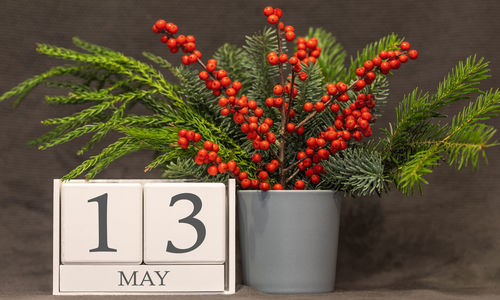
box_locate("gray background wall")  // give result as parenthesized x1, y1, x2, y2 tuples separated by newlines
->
(1, 0, 500, 296)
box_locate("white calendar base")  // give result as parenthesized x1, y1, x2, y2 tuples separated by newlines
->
(60, 264, 224, 292)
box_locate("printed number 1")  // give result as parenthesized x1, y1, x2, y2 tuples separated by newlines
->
(88, 193, 117, 253)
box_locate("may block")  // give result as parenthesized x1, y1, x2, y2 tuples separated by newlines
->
(143, 182, 226, 264)
(60, 182, 142, 264)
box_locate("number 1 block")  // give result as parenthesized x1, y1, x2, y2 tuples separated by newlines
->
(143, 183, 226, 264)
(60, 183, 142, 264)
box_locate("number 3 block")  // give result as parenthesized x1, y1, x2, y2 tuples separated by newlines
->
(143, 183, 226, 264)
(60, 183, 143, 264)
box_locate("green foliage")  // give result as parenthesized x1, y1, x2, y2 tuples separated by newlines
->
(344, 33, 403, 83)
(1, 26, 498, 197)
(380, 56, 498, 195)
(322, 147, 389, 196)
(306, 27, 346, 82)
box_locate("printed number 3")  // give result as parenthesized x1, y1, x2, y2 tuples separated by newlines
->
(166, 193, 206, 253)
(88, 192, 206, 254)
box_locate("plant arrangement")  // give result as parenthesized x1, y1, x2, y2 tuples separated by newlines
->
(1, 6, 498, 195)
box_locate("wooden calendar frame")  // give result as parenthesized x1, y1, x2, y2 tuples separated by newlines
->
(53, 179, 236, 295)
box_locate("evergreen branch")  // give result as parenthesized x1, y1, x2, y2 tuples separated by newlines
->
(72, 37, 125, 58)
(323, 147, 389, 196)
(396, 148, 442, 195)
(37, 123, 106, 150)
(162, 157, 229, 182)
(142, 51, 178, 75)
(213, 44, 249, 90)
(61, 137, 141, 180)
(0, 65, 92, 106)
(306, 27, 346, 82)
(41, 102, 112, 125)
(344, 33, 403, 82)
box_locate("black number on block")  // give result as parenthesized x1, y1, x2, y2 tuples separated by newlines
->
(166, 193, 206, 253)
(88, 193, 117, 252)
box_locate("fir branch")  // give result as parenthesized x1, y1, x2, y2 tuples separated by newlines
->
(323, 147, 389, 196)
(38, 123, 106, 150)
(213, 44, 250, 91)
(344, 33, 403, 82)
(142, 51, 178, 75)
(306, 27, 346, 82)
(162, 157, 229, 182)
(243, 27, 281, 104)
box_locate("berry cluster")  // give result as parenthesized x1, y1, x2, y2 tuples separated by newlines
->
(154, 6, 419, 190)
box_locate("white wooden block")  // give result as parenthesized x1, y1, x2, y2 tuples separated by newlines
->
(144, 183, 226, 264)
(59, 264, 225, 292)
(61, 182, 142, 264)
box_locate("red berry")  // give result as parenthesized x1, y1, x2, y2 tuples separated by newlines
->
(408, 50, 418, 59)
(372, 56, 382, 66)
(260, 140, 270, 150)
(306, 38, 318, 49)
(400, 41, 411, 51)
(296, 126, 305, 135)
(155, 19, 166, 30)
(167, 23, 178, 34)
(263, 6, 274, 16)
(218, 97, 228, 107)
(274, 8, 283, 18)
(273, 85, 283, 95)
(194, 133, 202, 142)
(380, 61, 391, 74)
(254, 107, 264, 117)
(299, 72, 308, 81)
(365, 71, 376, 81)
(226, 88, 237, 96)
(176, 35, 186, 44)
(285, 31, 296, 41)
(273, 183, 284, 190)
(355, 79, 366, 90)
(399, 54, 409, 63)
(265, 97, 274, 107)
(330, 103, 340, 113)
(287, 123, 296, 132)
(294, 180, 305, 190)
(259, 182, 270, 191)
(326, 83, 337, 95)
(181, 55, 190, 65)
(218, 163, 228, 173)
(198, 71, 209, 81)
(251, 179, 260, 188)
(239, 172, 249, 180)
(288, 56, 299, 65)
(314, 102, 325, 111)
(304, 102, 313, 112)
(252, 153, 262, 163)
(266, 163, 277, 173)
(364, 60, 374, 70)
(206, 62, 216, 73)
(186, 35, 196, 43)
(208, 165, 218, 175)
(279, 53, 289, 63)
(268, 14, 279, 24)
(311, 174, 321, 184)
(241, 178, 251, 189)
(355, 67, 366, 77)
(336, 82, 347, 93)
(338, 93, 349, 102)
(379, 51, 388, 59)
(307, 137, 317, 148)
(389, 59, 400, 69)
(177, 137, 188, 149)
(152, 25, 159, 33)
(258, 171, 269, 181)
(268, 54, 279, 65)
(232, 81, 242, 91)
(203, 140, 213, 151)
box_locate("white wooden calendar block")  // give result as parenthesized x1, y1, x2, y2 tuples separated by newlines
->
(60, 182, 142, 264)
(143, 183, 226, 264)
(59, 265, 224, 292)
(54, 179, 236, 295)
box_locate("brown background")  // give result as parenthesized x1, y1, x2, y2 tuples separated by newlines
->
(1, 0, 500, 298)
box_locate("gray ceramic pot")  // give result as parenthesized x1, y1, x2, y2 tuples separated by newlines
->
(238, 190, 341, 294)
